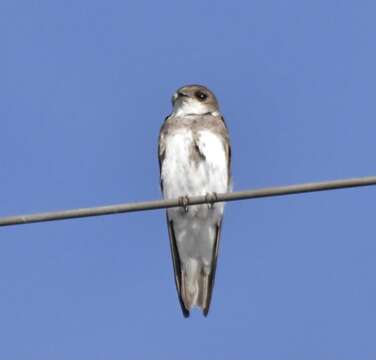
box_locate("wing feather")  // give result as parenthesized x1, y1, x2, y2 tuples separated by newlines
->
(203, 220, 222, 316)
(166, 216, 190, 317)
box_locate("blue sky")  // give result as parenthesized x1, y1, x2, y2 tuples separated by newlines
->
(1, 0, 376, 358)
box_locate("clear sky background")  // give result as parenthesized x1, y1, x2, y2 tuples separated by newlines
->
(1, 0, 376, 359)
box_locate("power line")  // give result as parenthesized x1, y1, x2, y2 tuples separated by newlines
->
(1, 175, 376, 227)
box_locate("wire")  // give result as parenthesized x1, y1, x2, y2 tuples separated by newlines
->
(1, 175, 376, 227)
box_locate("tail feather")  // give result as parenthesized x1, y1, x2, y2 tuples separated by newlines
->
(167, 218, 222, 317)
(180, 265, 213, 315)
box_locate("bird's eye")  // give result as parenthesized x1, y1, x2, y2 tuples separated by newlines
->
(195, 91, 208, 101)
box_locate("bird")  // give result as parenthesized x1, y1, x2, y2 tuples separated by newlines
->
(158, 84, 231, 317)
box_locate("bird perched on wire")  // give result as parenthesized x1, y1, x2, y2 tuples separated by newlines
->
(158, 84, 231, 317)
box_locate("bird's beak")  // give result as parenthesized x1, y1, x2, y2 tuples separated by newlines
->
(177, 91, 189, 98)
(172, 91, 189, 105)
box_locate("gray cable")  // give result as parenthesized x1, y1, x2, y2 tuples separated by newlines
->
(1, 176, 376, 227)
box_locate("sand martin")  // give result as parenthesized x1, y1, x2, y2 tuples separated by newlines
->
(158, 84, 231, 317)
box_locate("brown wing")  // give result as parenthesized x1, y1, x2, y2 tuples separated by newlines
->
(220, 116, 232, 188)
(159, 115, 190, 317)
(166, 217, 190, 317)
(203, 220, 223, 316)
(201, 116, 230, 315)
(158, 116, 170, 191)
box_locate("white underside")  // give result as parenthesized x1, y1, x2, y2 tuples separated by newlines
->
(161, 128, 229, 306)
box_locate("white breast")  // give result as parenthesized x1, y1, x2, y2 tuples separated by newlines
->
(161, 128, 229, 202)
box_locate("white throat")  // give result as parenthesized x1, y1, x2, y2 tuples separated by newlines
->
(173, 99, 218, 117)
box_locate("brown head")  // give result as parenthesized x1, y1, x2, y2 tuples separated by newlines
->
(171, 84, 220, 116)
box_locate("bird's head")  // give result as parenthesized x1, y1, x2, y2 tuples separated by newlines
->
(171, 84, 220, 116)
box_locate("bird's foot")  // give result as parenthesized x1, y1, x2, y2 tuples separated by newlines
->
(178, 195, 190, 213)
(205, 192, 218, 209)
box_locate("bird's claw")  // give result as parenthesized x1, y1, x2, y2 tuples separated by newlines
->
(178, 196, 190, 213)
(205, 192, 218, 209)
